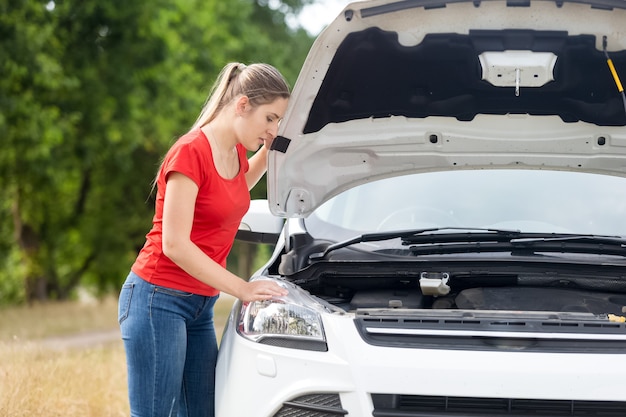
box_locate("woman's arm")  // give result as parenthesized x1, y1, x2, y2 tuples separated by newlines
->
(245, 145, 269, 191)
(161, 172, 287, 301)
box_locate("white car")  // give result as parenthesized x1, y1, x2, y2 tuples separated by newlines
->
(216, 0, 626, 415)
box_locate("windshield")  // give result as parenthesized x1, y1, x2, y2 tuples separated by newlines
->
(306, 170, 626, 240)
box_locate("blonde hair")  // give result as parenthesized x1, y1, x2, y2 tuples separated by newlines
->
(191, 62, 290, 130)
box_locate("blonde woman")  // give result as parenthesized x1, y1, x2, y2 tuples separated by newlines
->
(118, 62, 290, 417)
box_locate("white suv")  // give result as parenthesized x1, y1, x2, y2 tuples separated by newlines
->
(216, 0, 626, 415)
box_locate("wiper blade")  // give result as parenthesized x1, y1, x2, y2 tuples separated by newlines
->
(308, 227, 520, 261)
(407, 233, 626, 257)
(309, 229, 626, 261)
(511, 235, 626, 255)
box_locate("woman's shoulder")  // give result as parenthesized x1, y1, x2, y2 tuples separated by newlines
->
(164, 128, 211, 163)
(161, 129, 211, 178)
(172, 128, 209, 149)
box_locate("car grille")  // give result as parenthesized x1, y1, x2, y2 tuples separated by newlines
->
(272, 393, 348, 417)
(371, 394, 626, 416)
(354, 311, 626, 353)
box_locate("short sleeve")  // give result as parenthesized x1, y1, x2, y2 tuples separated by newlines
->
(162, 133, 208, 187)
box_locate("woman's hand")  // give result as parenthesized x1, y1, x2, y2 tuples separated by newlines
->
(239, 280, 288, 302)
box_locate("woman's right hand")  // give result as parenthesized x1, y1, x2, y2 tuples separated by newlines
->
(239, 280, 288, 302)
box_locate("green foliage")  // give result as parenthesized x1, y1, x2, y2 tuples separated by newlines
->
(0, 0, 313, 303)
(0, 250, 26, 306)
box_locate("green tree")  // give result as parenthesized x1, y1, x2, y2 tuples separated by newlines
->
(0, 0, 313, 304)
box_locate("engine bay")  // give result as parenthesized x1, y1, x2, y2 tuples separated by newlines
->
(339, 286, 626, 316)
(310, 272, 626, 318)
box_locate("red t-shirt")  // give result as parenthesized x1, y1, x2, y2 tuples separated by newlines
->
(131, 128, 250, 296)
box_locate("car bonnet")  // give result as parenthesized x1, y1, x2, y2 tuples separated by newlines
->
(267, 0, 626, 218)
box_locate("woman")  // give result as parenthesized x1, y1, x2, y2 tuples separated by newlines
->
(118, 62, 290, 417)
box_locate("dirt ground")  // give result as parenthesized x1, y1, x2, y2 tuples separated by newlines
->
(35, 293, 236, 350)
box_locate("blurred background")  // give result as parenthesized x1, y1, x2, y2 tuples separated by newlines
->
(0, 0, 351, 306)
(0, 1, 351, 414)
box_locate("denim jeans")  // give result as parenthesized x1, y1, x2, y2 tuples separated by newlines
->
(118, 271, 219, 417)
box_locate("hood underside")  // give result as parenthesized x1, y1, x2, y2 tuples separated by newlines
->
(268, 0, 626, 217)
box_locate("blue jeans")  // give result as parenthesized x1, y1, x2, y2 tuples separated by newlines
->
(118, 272, 219, 417)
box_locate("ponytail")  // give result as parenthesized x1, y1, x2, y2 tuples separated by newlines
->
(191, 62, 290, 130)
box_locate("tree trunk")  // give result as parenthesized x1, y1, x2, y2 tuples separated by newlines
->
(12, 199, 48, 302)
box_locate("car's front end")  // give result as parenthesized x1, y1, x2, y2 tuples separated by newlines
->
(216, 0, 626, 415)
(218, 175, 626, 415)
(219, 275, 626, 416)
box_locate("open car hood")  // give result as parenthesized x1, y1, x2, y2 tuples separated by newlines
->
(268, 0, 626, 217)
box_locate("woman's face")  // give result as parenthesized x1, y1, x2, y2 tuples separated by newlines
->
(235, 97, 289, 151)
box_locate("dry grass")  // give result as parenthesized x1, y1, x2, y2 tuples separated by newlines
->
(0, 343, 129, 417)
(0, 293, 236, 417)
(0, 295, 121, 342)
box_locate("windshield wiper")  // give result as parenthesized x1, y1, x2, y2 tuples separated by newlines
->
(308, 227, 521, 261)
(406, 233, 626, 257)
(308, 228, 626, 261)
(514, 235, 626, 255)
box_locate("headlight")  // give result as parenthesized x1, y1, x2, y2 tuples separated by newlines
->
(237, 279, 328, 351)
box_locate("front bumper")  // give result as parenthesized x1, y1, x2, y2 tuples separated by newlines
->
(215, 307, 626, 416)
